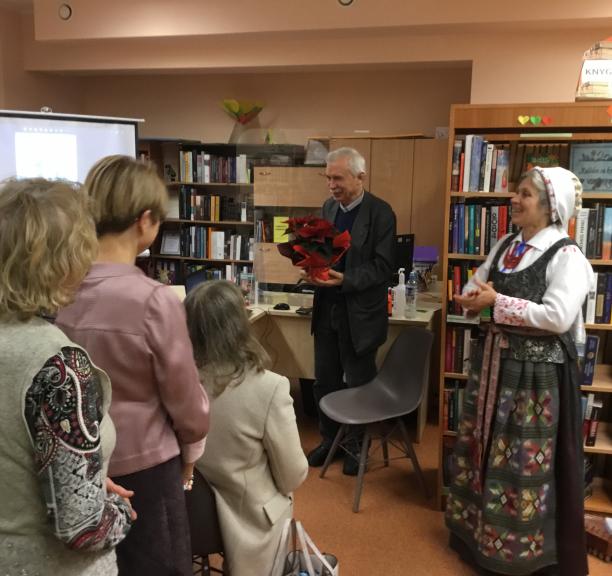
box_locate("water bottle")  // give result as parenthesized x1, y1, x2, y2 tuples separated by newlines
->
(405, 270, 418, 318)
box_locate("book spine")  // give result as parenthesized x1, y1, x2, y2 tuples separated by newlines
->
(474, 204, 481, 255)
(603, 206, 612, 260)
(467, 204, 475, 254)
(585, 272, 598, 325)
(582, 393, 595, 441)
(595, 272, 607, 324)
(478, 140, 488, 192)
(585, 402, 602, 447)
(586, 207, 598, 258)
(482, 143, 494, 192)
(604, 273, 612, 324)
(489, 206, 499, 249)
(581, 334, 599, 386)
(469, 136, 483, 192)
(595, 203, 604, 259)
(462, 135, 473, 192)
(575, 209, 590, 254)
(451, 140, 463, 192)
(459, 153, 465, 195)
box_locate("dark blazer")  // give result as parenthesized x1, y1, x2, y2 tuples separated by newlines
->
(311, 191, 397, 355)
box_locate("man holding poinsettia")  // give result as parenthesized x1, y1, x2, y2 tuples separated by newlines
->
(306, 147, 397, 476)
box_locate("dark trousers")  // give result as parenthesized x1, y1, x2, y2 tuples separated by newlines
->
(313, 295, 378, 443)
(112, 456, 192, 576)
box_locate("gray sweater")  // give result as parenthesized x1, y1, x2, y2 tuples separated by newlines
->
(0, 317, 122, 576)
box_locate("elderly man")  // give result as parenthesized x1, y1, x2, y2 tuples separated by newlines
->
(307, 147, 396, 475)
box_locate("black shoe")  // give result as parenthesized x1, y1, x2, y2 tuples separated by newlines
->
(307, 441, 338, 467)
(342, 452, 360, 476)
(342, 438, 370, 476)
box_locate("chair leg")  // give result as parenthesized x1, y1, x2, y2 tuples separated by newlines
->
(192, 555, 211, 576)
(320, 425, 346, 478)
(352, 429, 370, 513)
(397, 418, 430, 499)
(381, 423, 390, 467)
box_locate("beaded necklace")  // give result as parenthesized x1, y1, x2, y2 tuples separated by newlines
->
(501, 240, 532, 272)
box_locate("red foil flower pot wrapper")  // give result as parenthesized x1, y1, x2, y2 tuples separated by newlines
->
(277, 216, 351, 281)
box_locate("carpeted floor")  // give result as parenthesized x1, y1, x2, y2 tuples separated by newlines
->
(291, 386, 609, 576)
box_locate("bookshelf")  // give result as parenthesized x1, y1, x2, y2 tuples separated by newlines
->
(438, 102, 612, 515)
(139, 139, 304, 285)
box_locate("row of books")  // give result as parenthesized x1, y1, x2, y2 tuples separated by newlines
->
(153, 260, 253, 287)
(451, 137, 509, 193)
(583, 272, 612, 325)
(178, 151, 250, 184)
(185, 263, 254, 286)
(442, 381, 465, 433)
(444, 326, 472, 374)
(177, 186, 247, 222)
(448, 203, 518, 255)
(451, 137, 571, 193)
(568, 205, 612, 260)
(168, 227, 254, 261)
(447, 262, 493, 317)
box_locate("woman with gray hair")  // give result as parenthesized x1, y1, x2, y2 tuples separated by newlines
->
(185, 280, 308, 576)
(446, 167, 593, 576)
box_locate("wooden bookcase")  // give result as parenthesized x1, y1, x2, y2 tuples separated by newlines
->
(139, 140, 304, 285)
(438, 102, 612, 514)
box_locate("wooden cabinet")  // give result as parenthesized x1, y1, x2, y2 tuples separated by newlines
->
(370, 138, 414, 233)
(253, 242, 301, 285)
(254, 166, 327, 207)
(253, 167, 329, 285)
(437, 101, 612, 514)
(411, 139, 448, 252)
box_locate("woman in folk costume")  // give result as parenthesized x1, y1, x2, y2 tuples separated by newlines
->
(446, 167, 593, 576)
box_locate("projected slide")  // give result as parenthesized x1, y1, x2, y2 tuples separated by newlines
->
(0, 113, 137, 182)
(15, 132, 78, 181)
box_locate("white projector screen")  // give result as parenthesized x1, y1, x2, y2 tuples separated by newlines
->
(0, 111, 139, 183)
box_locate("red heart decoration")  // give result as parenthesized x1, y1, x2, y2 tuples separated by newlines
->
(607, 105, 612, 118)
(541, 115, 552, 126)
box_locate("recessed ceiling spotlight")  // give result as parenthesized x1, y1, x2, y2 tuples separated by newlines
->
(58, 3, 72, 21)
(338, 0, 354, 5)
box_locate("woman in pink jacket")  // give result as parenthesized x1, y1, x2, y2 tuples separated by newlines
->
(57, 155, 210, 576)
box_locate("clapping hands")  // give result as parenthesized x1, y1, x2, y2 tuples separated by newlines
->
(454, 278, 497, 315)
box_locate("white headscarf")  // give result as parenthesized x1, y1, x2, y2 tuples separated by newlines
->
(532, 166, 582, 232)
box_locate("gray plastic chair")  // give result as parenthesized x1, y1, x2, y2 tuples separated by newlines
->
(185, 469, 225, 575)
(319, 326, 433, 512)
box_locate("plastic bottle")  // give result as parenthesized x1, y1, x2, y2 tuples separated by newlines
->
(405, 269, 418, 318)
(392, 268, 406, 318)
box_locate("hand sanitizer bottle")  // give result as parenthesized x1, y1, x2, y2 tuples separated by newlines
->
(392, 268, 406, 318)
(406, 269, 418, 318)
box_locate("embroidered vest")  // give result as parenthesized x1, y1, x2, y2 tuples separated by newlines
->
(489, 234, 577, 363)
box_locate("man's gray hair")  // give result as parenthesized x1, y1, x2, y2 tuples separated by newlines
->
(326, 147, 367, 176)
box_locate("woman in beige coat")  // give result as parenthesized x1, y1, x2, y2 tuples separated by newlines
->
(185, 280, 308, 576)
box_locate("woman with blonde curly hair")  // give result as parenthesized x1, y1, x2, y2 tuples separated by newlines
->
(56, 155, 209, 576)
(185, 280, 308, 576)
(0, 178, 134, 576)
(446, 167, 593, 576)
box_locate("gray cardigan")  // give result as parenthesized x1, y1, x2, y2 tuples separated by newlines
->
(0, 317, 119, 576)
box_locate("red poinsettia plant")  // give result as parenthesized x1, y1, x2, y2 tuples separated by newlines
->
(277, 216, 351, 281)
